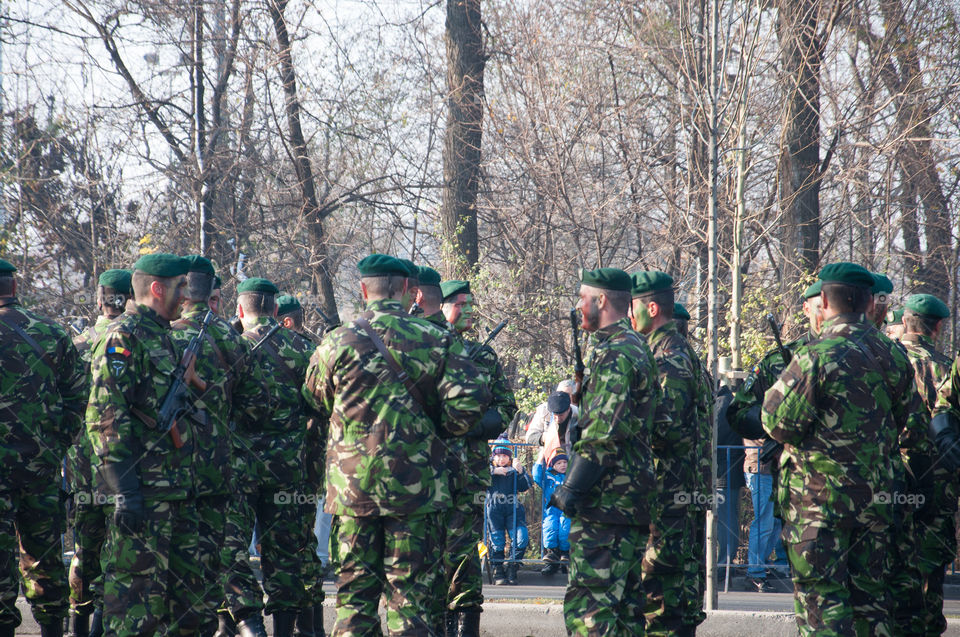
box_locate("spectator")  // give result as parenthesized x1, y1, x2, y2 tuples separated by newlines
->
(525, 381, 579, 447)
(714, 385, 745, 575)
(743, 431, 788, 592)
(486, 439, 531, 585)
(532, 451, 571, 575)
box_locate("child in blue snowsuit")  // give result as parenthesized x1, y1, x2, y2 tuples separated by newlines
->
(486, 439, 530, 585)
(532, 452, 571, 575)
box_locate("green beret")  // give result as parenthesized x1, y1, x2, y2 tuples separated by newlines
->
(673, 302, 691, 321)
(904, 294, 949, 320)
(630, 270, 674, 297)
(440, 280, 471, 301)
(886, 308, 904, 326)
(0, 258, 16, 275)
(183, 254, 216, 276)
(213, 275, 222, 289)
(357, 254, 409, 278)
(398, 258, 418, 279)
(276, 294, 302, 316)
(417, 266, 442, 287)
(580, 267, 632, 292)
(871, 272, 893, 295)
(818, 262, 874, 289)
(133, 253, 189, 277)
(237, 277, 278, 295)
(98, 269, 132, 294)
(803, 280, 822, 299)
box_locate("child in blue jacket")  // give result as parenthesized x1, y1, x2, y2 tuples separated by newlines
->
(533, 451, 571, 575)
(486, 438, 530, 585)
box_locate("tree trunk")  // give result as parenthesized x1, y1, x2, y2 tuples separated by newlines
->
(268, 0, 340, 322)
(776, 0, 824, 293)
(441, 0, 485, 277)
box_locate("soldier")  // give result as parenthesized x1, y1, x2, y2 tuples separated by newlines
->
(208, 275, 223, 316)
(869, 272, 893, 328)
(762, 262, 924, 636)
(168, 256, 268, 637)
(549, 268, 661, 636)
(894, 294, 952, 635)
(85, 253, 206, 637)
(0, 258, 86, 637)
(672, 302, 691, 338)
(223, 277, 312, 637)
(301, 254, 491, 636)
(440, 277, 518, 631)
(630, 271, 708, 636)
(884, 308, 904, 341)
(67, 268, 132, 637)
(275, 292, 327, 637)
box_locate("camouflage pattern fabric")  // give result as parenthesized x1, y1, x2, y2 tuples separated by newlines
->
(898, 333, 955, 636)
(642, 321, 706, 633)
(67, 315, 113, 494)
(0, 296, 85, 628)
(68, 502, 109, 612)
(564, 318, 661, 635)
(331, 513, 441, 637)
(222, 486, 305, 616)
(762, 313, 924, 636)
(101, 499, 203, 637)
(301, 298, 490, 518)
(563, 520, 648, 636)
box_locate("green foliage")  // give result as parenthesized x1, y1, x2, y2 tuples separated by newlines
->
(512, 353, 568, 415)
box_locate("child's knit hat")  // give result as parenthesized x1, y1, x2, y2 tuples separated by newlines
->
(491, 437, 512, 458)
(550, 453, 568, 469)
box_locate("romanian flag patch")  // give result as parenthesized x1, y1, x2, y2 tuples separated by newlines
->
(107, 346, 132, 357)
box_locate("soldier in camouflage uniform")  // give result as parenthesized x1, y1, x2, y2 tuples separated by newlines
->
(68, 268, 132, 637)
(762, 263, 925, 637)
(85, 253, 206, 637)
(0, 258, 86, 637)
(276, 293, 327, 637)
(869, 272, 893, 329)
(894, 294, 953, 636)
(223, 277, 312, 637)
(932, 344, 960, 634)
(301, 254, 491, 637)
(550, 268, 662, 636)
(630, 271, 708, 636)
(439, 276, 518, 635)
(168, 257, 271, 637)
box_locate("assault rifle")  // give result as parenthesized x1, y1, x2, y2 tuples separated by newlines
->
(759, 313, 789, 465)
(157, 310, 214, 449)
(468, 320, 508, 360)
(570, 309, 585, 405)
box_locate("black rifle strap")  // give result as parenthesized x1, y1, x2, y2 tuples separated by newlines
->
(355, 316, 430, 413)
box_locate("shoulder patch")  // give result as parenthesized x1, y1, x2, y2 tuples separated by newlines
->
(107, 346, 132, 357)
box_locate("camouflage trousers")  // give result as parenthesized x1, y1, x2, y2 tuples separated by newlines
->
(909, 510, 956, 637)
(437, 487, 484, 615)
(223, 485, 305, 619)
(642, 513, 702, 635)
(68, 501, 109, 612)
(0, 472, 68, 628)
(300, 496, 325, 607)
(185, 495, 230, 633)
(101, 498, 203, 637)
(889, 514, 924, 637)
(332, 512, 442, 636)
(563, 520, 648, 637)
(787, 521, 892, 637)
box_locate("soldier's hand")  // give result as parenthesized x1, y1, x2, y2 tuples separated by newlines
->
(113, 491, 145, 535)
(549, 485, 578, 517)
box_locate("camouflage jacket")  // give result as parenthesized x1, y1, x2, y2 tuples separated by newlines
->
(86, 303, 195, 501)
(572, 318, 661, 526)
(73, 315, 113, 367)
(934, 354, 960, 422)
(301, 299, 490, 517)
(689, 346, 715, 506)
(171, 302, 271, 496)
(728, 336, 808, 473)
(236, 316, 313, 490)
(648, 321, 707, 515)
(762, 313, 924, 535)
(0, 297, 86, 478)
(901, 333, 955, 513)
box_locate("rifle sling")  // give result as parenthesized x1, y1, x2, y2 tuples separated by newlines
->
(355, 316, 431, 416)
(0, 308, 55, 370)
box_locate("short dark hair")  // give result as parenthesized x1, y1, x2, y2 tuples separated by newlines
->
(903, 311, 941, 337)
(0, 275, 13, 296)
(821, 282, 871, 314)
(238, 292, 276, 316)
(279, 308, 304, 330)
(419, 285, 442, 306)
(605, 289, 632, 314)
(636, 289, 675, 318)
(363, 275, 406, 299)
(184, 272, 215, 302)
(676, 319, 689, 338)
(131, 271, 180, 303)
